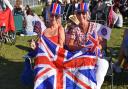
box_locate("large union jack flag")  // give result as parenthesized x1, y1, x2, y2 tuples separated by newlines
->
(29, 35, 97, 89)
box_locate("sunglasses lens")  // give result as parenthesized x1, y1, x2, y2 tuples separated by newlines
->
(50, 14, 54, 17)
(77, 12, 85, 15)
(77, 12, 81, 15)
(50, 14, 59, 19)
(55, 15, 60, 19)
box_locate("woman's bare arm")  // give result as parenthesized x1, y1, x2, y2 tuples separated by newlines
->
(59, 26, 65, 48)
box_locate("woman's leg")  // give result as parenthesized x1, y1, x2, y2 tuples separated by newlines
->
(96, 58, 109, 89)
(117, 44, 125, 66)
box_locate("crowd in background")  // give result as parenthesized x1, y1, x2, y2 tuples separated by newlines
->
(43, 0, 125, 28)
(10, 0, 127, 37)
(13, 0, 46, 36)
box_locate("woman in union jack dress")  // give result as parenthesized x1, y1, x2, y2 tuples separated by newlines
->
(22, 2, 65, 86)
(65, 2, 109, 89)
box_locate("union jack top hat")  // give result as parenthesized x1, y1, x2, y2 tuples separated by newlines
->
(50, 3, 61, 16)
(76, 2, 88, 13)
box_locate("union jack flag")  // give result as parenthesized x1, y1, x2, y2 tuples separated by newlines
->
(30, 35, 97, 89)
(84, 31, 101, 57)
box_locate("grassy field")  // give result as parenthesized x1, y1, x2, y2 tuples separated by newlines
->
(0, 27, 128, 89)
(0, 36, 33, 89)
(0, 6, 128, 89)
(32, 5, 43, 15)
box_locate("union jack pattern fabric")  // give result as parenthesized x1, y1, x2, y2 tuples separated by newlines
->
(84, 32, 101, 57)
(65, 22, 102, 57)
(30, 35, 97, 89)
(84, 22, 111, 57)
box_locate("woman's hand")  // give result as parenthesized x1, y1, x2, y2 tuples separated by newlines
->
(29, 39, 36, 50)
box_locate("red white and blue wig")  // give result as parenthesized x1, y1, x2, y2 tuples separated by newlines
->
(77, 2, 88, 13)
(50, 3, 61, 16)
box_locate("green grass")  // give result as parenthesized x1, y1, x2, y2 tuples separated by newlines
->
(32, 5, 43, 15)
(107, 28, 124, 47)
(0, 36, 34, 89)
(0, 36, 34, 61)
(32, 4, 46, 15)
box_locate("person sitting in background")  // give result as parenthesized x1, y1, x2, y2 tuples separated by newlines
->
(14, 0, 24, 15)
(114, 7, 123, 28)
(24, 9, 37, 36)
(23, 5, 30, 16)
(113, 29, 128, 72)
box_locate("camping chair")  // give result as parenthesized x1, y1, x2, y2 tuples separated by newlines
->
(14, 14, 23, 34)
(0, 26, 16, 45)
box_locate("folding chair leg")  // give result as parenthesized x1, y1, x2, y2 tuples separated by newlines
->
(109, 55, 114, 89)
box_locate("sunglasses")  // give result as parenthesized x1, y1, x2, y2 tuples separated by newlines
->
(50, 14, 60, 19)
(76, 12, 86, 15)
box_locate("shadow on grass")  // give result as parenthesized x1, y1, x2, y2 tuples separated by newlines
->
(107, 47, 120, 60)
(104, 45, 128, 88)
(105, 71, 128, 89)
(15, 45, 32, 52)
(103, 46, 128, 88)
(0, 56, 33, 89)
(107, 46, 120, 51)
(114, 72, 128, 85)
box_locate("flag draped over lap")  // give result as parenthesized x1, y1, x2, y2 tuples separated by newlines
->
(30, 35, 97, 89)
